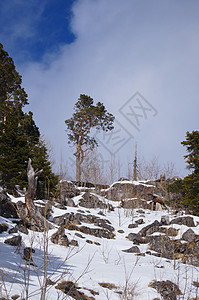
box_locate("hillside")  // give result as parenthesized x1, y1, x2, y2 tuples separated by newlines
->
(0, 180, 199, 300)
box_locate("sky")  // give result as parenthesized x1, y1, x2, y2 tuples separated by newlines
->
(0, 0, 199, 179)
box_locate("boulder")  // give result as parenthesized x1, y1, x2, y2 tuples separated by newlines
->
(122, 246, 140, 253)
(182, 229, 196, 242)
(51, 227, 69, 247)
(4, 235, 22, 247)
(161, 215, 170, 225)
(128, 223, 138, 229)
(138, 220, 160, 237)
(170, 216, 195, 227)
(0, 223, 9, 233)
(127, 233, 143, 244)
(57, 181, 80, 204)
(104, 181, 154, 202)
(0, 191, 18, 218)
(149, 280, 182, 300)
(79, 192, 107, 209)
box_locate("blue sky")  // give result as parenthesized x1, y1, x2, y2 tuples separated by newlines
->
(0, 0, 199, 180)
(0, 0, 75, 63)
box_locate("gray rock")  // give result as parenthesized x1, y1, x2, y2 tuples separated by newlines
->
(65, 199, 75, 207)
(128, 223, 138, 229)
(0, 223, 9, 233)
(0, 192, 18, 218)
(182, 228, 196, 242)
(170, 216, 195, 227)
(4, 235, 22, 247)
(161, 215, 170, 225)
(149, 280, 182, 300)
(138, 220, 160, 237)
(127, 233, 143, 244)
(51, 228, 69, 247)
(122, 246, 140, 253)
(69, 240, 78, 247)
(135, 218, 144, 225)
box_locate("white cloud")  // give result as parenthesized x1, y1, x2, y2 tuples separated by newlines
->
(21, 0, 199, 177)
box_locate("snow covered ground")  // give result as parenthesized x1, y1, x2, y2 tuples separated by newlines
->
(1, 191, 199, 299)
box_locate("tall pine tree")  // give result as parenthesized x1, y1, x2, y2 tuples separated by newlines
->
(0, 43, 57, 197)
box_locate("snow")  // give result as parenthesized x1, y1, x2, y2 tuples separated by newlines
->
(1, 194, 199, 299)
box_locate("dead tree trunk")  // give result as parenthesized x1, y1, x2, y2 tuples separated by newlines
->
(25, 159, 45, 231)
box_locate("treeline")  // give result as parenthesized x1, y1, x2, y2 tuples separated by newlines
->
(0, 43, 57, 198)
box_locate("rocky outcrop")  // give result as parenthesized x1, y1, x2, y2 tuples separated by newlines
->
(170, 216, 195, 227)
(0, 191, 18, 218)
(57, 181, 80, 204)
(51, 227, 69, 246)
(149, 280, 182, 300)
(104, 181, 154, 202)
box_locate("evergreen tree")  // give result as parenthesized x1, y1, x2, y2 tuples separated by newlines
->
(168, 131, 199, 214)
(0, 43, 28, 122)
(0, 43, 58, 197)
(180, 131, 199, 213)
(65, 94, 115, 181)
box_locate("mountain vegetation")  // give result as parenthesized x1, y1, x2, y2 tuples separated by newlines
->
(0, 43, 57, 197)
(168, 130, 199, 214)
(65, 94, 115, 181)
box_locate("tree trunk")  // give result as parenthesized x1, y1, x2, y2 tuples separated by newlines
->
(76, 152, 81, 182)
(25, 159, 45, 231)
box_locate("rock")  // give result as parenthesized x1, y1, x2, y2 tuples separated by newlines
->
(128, 223, 138, 229)
(118, 230, 124, 234)
(79, 192, 107, 209)
(170, 216, 195, 227)
(161, 215, 170, 225)
(158, 227, 179, 237)
(147, 236, 174, 259)
(0, 223, 9, 233)
(15, 201, 28, 219)
(122, 246, 140, 253)
(23, 247, 35, 264)
(57, 181, 80, 203)
(55, 280, 95, 300)
(0, 192, 18, 218)
(65, 199, 75, 207)
(135, 218, 144, 225)
(138, 220, 160, 237)
(136, 209, 145, 214)
(127, 233, 143, 244)
(105, 181, 154, 202)
(182, 229, 196, 242)
(75, 233, 85, 239)
(86, 239, 93, 244)
(51, 228, 69, 247)
(69, 240, 78, 247)
(4, 235, 22, 247)
(149, 280, 182, 300)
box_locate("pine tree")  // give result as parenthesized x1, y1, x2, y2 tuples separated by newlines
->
(180, 131, 199, 213)
(0, 43, 58, 197)
(65, 94, 115, 181)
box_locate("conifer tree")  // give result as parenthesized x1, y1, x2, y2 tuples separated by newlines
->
(0, 43, 58, 197)
(180, 131, 199, 213)
(65, 94, 115, 181)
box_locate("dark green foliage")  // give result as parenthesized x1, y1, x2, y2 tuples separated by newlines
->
(181, 131, 199, 213)
(0, 43, 57, 197)
(0, 43, 28, 120)
(168, 131, 199, 214)
(181, 130, 199, 173)
(31, 139, 58, 199)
